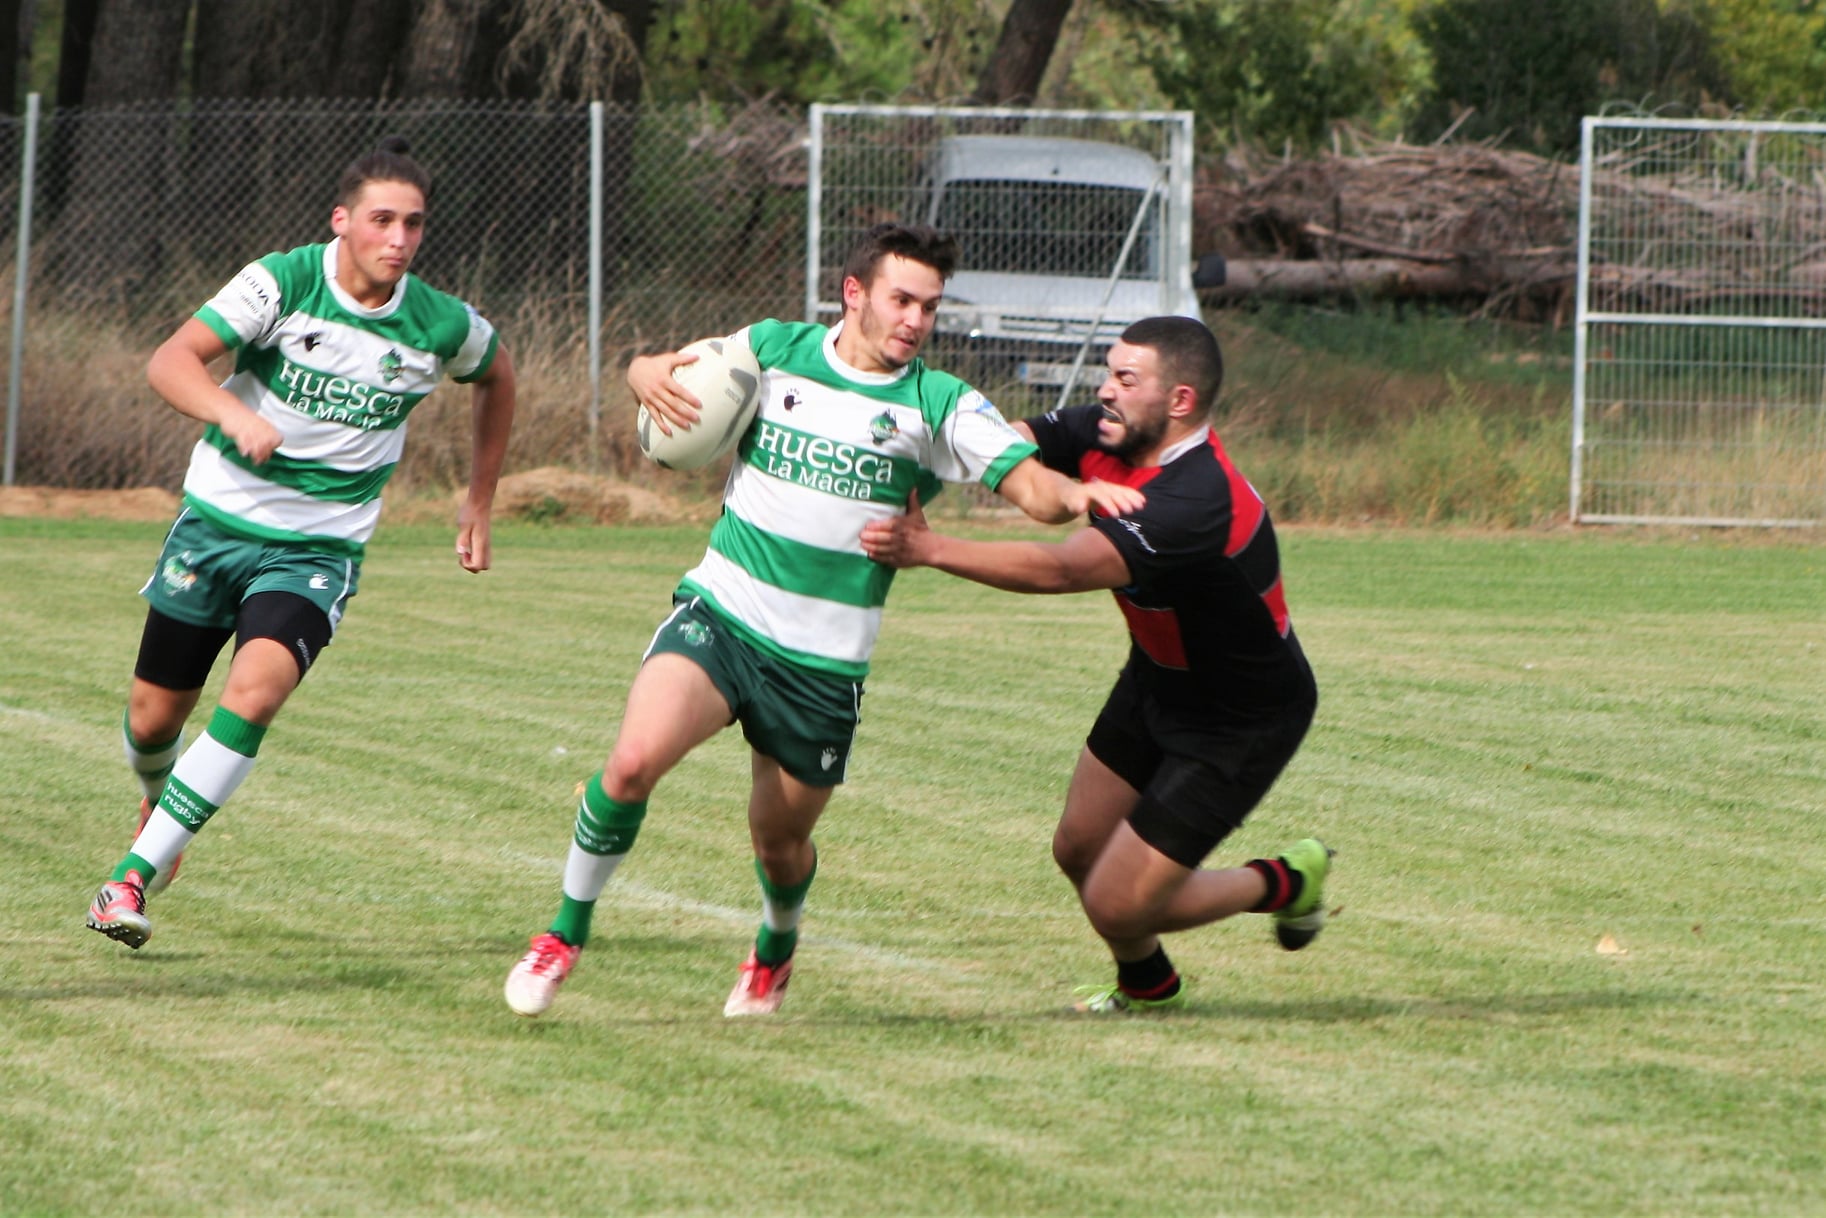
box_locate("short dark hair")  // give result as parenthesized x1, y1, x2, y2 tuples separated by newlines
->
(1120, 315, 1224, 411)
(843, 223, 959, 287)
(336, 135, 432, 210)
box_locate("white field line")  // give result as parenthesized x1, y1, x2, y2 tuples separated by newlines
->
(493, 847, 952, 972)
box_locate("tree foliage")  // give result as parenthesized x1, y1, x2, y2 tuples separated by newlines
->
(643, 0, 997, 105)
(1123, 0, 1421, 152)
(1700, 0, 1826, 114)
(1412, 0, 1729, 154)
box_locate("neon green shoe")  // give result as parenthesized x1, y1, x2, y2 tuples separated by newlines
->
(1273, 838, 1335, 951)
(1069, 983, 1187, 1014)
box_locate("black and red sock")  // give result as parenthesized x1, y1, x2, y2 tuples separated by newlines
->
(1247, 855, 1306, 913)
(1116, 945, 1181, 1001)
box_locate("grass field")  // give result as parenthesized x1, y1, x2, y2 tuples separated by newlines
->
(3, 517, 1822, 1216)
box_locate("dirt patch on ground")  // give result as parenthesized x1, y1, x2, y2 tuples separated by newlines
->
(484, 466, 711, 526)
(0, 469, 709, 527)
(0, 486, 180, 521)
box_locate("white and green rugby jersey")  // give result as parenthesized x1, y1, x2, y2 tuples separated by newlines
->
(676, 318, 1038, 681)
(184, 239, 499, 557)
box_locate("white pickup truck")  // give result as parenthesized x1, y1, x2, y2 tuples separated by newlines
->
(906, 134, 1204, 389)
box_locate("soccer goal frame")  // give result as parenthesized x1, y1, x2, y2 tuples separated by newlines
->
(1571, 116, 1826, 527)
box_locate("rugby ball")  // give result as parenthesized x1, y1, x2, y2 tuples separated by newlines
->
(637, 337, 762, 470)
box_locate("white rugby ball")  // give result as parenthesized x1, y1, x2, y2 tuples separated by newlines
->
(637, 337, 762, 470)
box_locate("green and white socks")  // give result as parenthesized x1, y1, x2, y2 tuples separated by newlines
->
(754, 850, 817, 966)
(119, 706, 266, 886)
(550, 773, 648, 948)
(122, 710, 182, 802)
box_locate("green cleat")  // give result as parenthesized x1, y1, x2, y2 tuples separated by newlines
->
(1069, 983, 1187, 1014)
(1273, 838, 1335, 951)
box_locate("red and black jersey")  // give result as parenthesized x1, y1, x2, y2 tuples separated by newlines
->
(1024, 405, 1317, 720)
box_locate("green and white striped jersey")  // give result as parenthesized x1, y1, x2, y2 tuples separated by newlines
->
(184, 239, 499, 557)
(677, 318, 1038, 680)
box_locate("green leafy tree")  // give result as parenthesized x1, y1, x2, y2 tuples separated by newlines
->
(1124, 0, 1421, 151)
(1701, 0, 1826, 113)
(644, 0, 997, 104)
(1413, 0, 1730, 154)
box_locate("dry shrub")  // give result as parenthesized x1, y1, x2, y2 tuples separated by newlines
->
(8, 296, 1572, 529)
(12, 311, 196, 489)
(7, 295, 700, 497)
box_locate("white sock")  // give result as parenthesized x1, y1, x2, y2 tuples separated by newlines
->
(562, 841, 626, 902)
(130, 808, 197, 876)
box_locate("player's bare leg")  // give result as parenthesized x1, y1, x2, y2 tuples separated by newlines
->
(94, 641, 298, 947)
(507, 654, 732, 1017)
(724, 756, 834, 1016)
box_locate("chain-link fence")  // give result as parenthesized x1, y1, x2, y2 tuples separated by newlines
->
(1, 97, 809, 487)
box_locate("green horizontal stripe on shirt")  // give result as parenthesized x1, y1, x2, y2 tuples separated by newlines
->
(674, 580, 870, 681)
(709, 509, 895, 608)
(203, 427, 397, 504)
(181, 494, 366, 559)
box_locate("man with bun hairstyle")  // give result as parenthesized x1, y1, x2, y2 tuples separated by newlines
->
(86, 137, 517, 950)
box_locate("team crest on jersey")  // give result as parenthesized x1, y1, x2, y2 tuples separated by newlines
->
(867, 410, 898, 444)
(379, 347, 404, 384)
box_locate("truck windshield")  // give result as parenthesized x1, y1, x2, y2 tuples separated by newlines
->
(934, 181, 1159, 279)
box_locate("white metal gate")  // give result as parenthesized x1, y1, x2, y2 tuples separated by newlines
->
(805, 104, 1196, 412)
(1572, 117, 1826, 526)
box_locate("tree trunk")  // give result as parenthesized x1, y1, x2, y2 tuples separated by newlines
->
(52, 0, 192, 312)
(55, 0, 100, 107)
(0, 0, 23, 114)
(1200, 256, 1576, 304)
(192, 0, 347, 99)
(44, 0, 100, 220)
(970, 0, 1073, 106)
(188, 1, 359, 277)
(398, 0, 503, 99)
(334, 0, 414, 98)
(83, 0, 189, 105)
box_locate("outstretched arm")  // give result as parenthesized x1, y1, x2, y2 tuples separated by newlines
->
(992, 457, 1146, 524)
(860, 489, 1132, 594)
(456, 344, 517, 573)
(993, 420, 1144, 523)
(147, 319, 282, 464)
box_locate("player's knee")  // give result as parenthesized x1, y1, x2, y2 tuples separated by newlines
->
(128, 686, 191, 744)
(1080, 888, 1150, 943)
(602, 743, 664, 801)
(1052, 824, 1097, 886)
(751, 831, 810, 877)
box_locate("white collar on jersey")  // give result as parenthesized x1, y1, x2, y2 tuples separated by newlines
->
(1155, 424, 1212, 466)
(822, 320, 913, 385)
(322, 237, 409, 318)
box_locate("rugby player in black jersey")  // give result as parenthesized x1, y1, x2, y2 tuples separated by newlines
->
(861, 315, 1331, 1013)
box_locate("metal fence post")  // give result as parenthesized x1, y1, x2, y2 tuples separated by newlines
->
(588, 100, 603, 454)
(5, 91, 40, 487)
